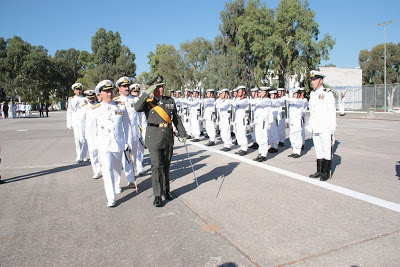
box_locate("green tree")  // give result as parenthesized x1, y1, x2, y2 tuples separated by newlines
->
(52, 48, 83, 105)
(180, 37, 212, 89)
(272, 0, 335, 92)
(147, 44, 185, 92)
(359, 42, 400, 110)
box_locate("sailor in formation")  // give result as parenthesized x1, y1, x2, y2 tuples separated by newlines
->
(67, 83, 88, 163)
(82, 90, 101, 178)
(114, 76, 140, 190)
(202, 89, 217, 146)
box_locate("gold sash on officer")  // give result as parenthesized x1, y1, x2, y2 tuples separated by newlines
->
(146, 98, 172, 124)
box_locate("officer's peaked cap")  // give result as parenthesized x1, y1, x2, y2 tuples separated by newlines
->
(147, 75, 164, 86)
(130, 83, 142, 91)
(95, 80, 114, 95)
(116, 77, 131, 87)
(84, 90, 96, 97)
(72, 83, 83, 90)
(310, 70, 325, 80)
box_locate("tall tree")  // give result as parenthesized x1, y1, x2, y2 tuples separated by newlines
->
(272, 0, 335, 92)
(147, 44, 185, 92)
(180, 37, 212, 89)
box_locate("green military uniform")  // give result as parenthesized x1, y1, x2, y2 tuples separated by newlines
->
(135, 77, 186, 206)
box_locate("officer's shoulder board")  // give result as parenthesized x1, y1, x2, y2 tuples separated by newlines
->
(91, 103, 101, 110)
(113, 96, 120, 100)
(323, 88, 332, 93)
(68, 96, 72, 99)
(82, 103, 88, 107)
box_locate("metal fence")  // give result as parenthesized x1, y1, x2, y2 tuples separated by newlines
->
(331, 83, 400, 111)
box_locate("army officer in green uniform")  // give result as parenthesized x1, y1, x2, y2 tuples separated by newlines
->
(135, 76, 187, 207)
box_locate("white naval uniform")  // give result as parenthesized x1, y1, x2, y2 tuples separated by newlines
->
(301, 98, 309, 146)
(339, 95, 345, 115)
(287, 97, 305, 155)
(83, 102, 101, 177)
(308, 87, 336, 160)
(249, 98, 257, 143)
(202, 98, 216, 142)
(216, 98, 232, 148)
(253, 97, 271, 157)
(232, 97, 249, 151)
(136, 103, 147, 175)
(67, 95, 88, 161)
(268, 99, 284, 149)
(189, 97, 201, 139)
(93, 101, 133, 206)
(115, 95, 140, 185)
(277, 99, 286, 143)
(181, 97, 192, 137)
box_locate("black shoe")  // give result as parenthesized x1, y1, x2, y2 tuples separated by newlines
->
(164, 191, 173, 200)
(320, 173, 330, 181)
(238, 150, 247, 156)
(287, 153, 295, 157)
(191, 138, 200, 142)
(187, 135, 192, 139)
(268, 148, 278, 153)
(204, 134, 209, 139)
(220, 147, 231, 152)
(205, 141, 215, 146)
(233, 140, 238, 145)
(301, 145, 304, 150)
(249, 143, 259, 149)
(253, 154, 261, 161)
(256, 156, 267, 162)
(153, 196, 162, 207)
(0, 180, 4, 184)
(234, 150, 243, 154)
(293, 154, 300, 158)
(278, 142, 284, 147)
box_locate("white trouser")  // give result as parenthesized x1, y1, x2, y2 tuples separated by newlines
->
(220, 117, 232, 148)
(136, 140, 145, 174)
(268, 117, 279, 148)
(99, 150, 122, 204)
(278, 117, 286, 143)
(205, 118, 216, 142)
(235, 117, 248, 151)
(183, 115, 191, 136)
(255, 119, 269, 157)
(301, 115, 306, 145)
(122, 140, 138, 184)
(289, 117, 303, 155)
(312, 131, 332, 160)
(339, 104, 345, 114)
(72, 122, 87, 160)
(87, 136, 101, 175)
(190, 115, 201, 139)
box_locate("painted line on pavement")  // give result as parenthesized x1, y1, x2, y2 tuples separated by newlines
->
(187, 141, 400, 213)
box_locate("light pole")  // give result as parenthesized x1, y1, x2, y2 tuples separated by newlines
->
(378, 20, 393, 112)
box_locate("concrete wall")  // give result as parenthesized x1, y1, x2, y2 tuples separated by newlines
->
(320, 66, 362, 87)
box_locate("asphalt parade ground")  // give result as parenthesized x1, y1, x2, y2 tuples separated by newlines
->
(1, 111, 400, 267)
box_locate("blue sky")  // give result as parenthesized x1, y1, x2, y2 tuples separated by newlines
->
(1, 0, 399, 75)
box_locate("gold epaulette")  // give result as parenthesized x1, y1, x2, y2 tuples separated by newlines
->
(68, 96, 72, 99)
(113, 96, 120, 100)
(91, 103, 101, 109)
(324, 88, 331, 92)
(82, 103, 88, 107)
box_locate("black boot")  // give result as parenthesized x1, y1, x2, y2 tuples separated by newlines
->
(320, 159, 331, 181)
(309, 159, 323, 178)
(153, 196, 162, 207)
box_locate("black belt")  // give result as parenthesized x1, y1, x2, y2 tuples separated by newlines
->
(148, 122, 172, 128)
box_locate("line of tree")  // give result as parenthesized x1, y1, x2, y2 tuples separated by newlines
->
(0, 28, 136, 107)
(15, 0, 400, 108)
